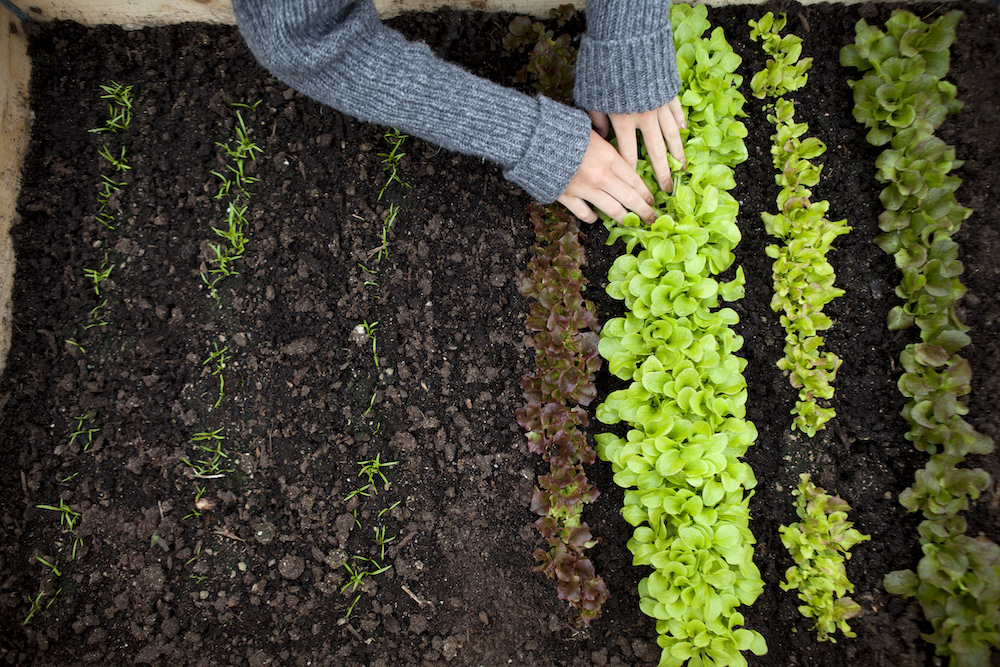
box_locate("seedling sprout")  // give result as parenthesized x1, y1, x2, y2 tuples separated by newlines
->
(377, 127, 410, 200)
(36, 500, 81, 532)
(83, 254, 113, 296)
(35, 556, 61, 577)
(357, 454, 398, 494)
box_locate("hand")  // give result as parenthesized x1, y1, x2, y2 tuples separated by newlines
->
(589, 96, 687, 193)
(558, 130, 657, 224)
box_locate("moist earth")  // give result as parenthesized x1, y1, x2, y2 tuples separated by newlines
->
(1, 2, 998, 666)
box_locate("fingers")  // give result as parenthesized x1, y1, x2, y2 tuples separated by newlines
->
(600, 98, 690, 194)
(558, 195, 599, 224)
(609, 158, 654, 209)
(610, 115, 640, 169)
(659, 97, 687, 167)
(667, 96, 687, 133)
(559, 131, 657, 225)
(640, 112, 672, 192)
(588, 110, 610, 138)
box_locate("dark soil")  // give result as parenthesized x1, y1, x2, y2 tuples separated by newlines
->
(2, 2, 998, 665)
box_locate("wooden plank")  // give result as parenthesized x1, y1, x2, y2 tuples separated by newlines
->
(18, 0, 235, 27)
(3, 0, 590, 26)
(0, 8, 31, 378)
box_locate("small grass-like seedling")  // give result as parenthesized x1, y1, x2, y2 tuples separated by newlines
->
(183, 485, 211, 520)
(363, 389, 378, 417)
(91, 83, 132, 229)
(378, 501, 401, 518)
(226, 158, 260, 194)
(343, 594, 363, 620)
(181, 428, 233, 479)
(357, 454, 398, 494)
(371, 205, 398, 262)
(359, 320, 380, 367)
(86, 299, 109, 329)
(98, 144, 131, 172)
(94, 174, 126, 230)
(36, 499, 81, 532)
(64, 339, 86, 355)
(22, 590, 59, 626)
(90, 81, 133, 134)
(185, 543, 203, 567)
(340, 562, 367, 594)
(217, 111, 263, 162)
(344, 484, 373, 502)
(35, 556, 62, 578)
(205, 101, 259, 294)
(203, 202, 249, 291)
(374, 525, 396, 560)
(202, 245, 239, 288)
(203, 343, 230, 409)
(35, 501, 85, 559)
(214, 203, 249, 254)
(83, 254, 113, 296)
(213, 109, 262, 197)
(358, 263, 379, 288)
(211, 170, 233, 200)
(22, 591, 45, 626)
(68, 412, 99, 451)
(377, 128, 410, 200)
(340, 558, 391, 594)
(98, 174, 126, 199)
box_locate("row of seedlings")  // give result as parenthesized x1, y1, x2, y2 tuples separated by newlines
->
(748, 13, 851, 437)
(593, 5, 768, 664)
(841, 10, 1000, 664)
(26, 82, 136, 627)
(749, 12, 870, 643)
(505, 5, 610, 626)
(176, 102, 266, 567)
(777, 473, 870, 642)
(335, 126, 410, 623)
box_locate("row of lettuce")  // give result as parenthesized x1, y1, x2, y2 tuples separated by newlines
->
(841, 11, 1000, 665)
(594, 6, 767, 663)
(748, 14, 869, 641)
(508, 5, 996, 666)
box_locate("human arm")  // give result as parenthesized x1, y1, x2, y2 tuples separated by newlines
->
(230, 0, 591, 204)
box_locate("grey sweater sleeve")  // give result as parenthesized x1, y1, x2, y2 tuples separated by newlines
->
(574, 0, 681, 114)
(230, 0, 591, 203)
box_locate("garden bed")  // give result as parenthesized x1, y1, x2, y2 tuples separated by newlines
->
(1, 1, 998, 665)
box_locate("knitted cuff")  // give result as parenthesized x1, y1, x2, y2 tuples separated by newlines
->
(503, 96, 592, 204)
(574, 22, 681, 114)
